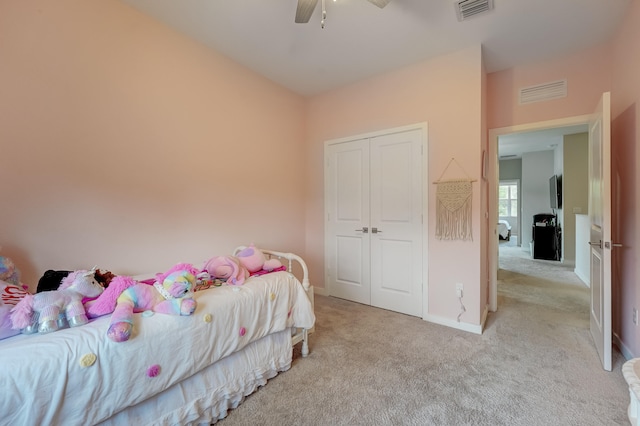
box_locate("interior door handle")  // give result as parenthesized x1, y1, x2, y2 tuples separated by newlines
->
(604, 241, 623, 249)
(356, 227, 368, 233)
(588, 241, 602, 248)
(372, 227, 382, 234)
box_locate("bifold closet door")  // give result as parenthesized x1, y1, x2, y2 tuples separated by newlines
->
(326, 129, 423, 317)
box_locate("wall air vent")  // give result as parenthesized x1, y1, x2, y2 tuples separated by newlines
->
(519, 79, 567, 105)
(455, 0, 494, 21)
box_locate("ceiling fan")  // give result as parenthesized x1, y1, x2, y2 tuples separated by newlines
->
(295, 0, 391, 27)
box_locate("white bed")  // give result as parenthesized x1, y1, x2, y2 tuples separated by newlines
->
(498, 219, 512, 240)
(0, 248, 315, 426)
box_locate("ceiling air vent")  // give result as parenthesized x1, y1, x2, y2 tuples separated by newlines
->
(519, 79, 567, 105)
(455, 0, 494, 21)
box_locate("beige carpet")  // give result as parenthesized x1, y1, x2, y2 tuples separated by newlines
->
(220, 245, 629, 426)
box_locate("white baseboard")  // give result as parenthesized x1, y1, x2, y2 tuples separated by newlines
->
(422, 313, 484, 334)
(615, 331, 635, 360)
(315, 287, 488, 335)
(313, 286, 329, 297)
(574, 268, 589, 286)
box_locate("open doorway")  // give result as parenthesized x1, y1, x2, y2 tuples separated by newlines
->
(488, 116, 591, 312)
(497, 126, 589, 269)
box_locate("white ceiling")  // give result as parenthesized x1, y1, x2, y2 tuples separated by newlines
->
(119, 0, 631, 97)
(498, 124, 589, 159)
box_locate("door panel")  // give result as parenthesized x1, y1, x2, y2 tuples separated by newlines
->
(326, 129, 423, 317)
(326, 139, 371, 305)
(336, 236, 364, 284)
(379, 239, 412, 294)
(589, 92, 612, 371)
(337, 149, 365, 220)
(370, 130, 423, 317)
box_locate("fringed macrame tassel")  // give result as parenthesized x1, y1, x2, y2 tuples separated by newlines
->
(436, 179, 473, 241)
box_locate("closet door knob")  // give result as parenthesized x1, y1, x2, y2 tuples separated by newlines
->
(355, 227, 368, 233)
(372, 227, 382, 234)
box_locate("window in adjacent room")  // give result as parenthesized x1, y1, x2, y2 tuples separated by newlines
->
(499, 180, 518, 218)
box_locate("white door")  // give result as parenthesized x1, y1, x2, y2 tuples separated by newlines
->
(588, 92, 612, 371)
(325, 129, 423, 317)
(325, 138, 371, 305)
(369, 131, 423, 317)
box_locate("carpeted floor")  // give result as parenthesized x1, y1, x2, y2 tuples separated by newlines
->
(219, 245, 629, 426)
(499, 235, 587, 288)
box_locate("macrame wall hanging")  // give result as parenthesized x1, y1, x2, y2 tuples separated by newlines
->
(433, 158, 476, 241)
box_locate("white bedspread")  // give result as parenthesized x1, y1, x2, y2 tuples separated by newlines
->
(0, 271, 314, 426)
(498, 220, 511, 239)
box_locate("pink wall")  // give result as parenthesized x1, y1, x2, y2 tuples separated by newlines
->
(0, 0, 306, 290)
(305, 47, 486, 326)
(487, 44, 611, 129)
(611, 0, 640, 357)
(488, 4, 640, 356)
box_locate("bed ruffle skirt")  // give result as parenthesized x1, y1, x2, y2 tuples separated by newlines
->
(98, 329, 293, 426)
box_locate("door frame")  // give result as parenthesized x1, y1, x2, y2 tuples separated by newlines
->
(323, 122, 429, 318)
(488, 114, 591, 312)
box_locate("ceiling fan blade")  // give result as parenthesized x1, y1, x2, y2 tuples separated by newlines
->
(295, 0, 318, 23)
(366, 0, 391, 8)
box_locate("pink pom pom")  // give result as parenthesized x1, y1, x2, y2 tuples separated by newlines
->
(147, 364, 161, 377)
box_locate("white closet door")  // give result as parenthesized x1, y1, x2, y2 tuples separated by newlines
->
(325, 139, 371, 305)
(325, 128, 423, 318)
(369, 130, 423, 317)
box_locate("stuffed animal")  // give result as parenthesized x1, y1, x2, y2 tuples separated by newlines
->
(10, 268, 104, 334)
(236, 244, 283, 274)
(0, 255, 21, 286)
(202, 255, 250, 285)
(37, 268, 116, 293)
(87, 263, 198, 342)
(1, 280, 30, 340)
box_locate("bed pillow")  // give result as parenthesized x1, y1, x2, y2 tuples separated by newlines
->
(0, 280, 30, 340)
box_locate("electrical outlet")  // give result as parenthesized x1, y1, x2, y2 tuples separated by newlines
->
(456, 283, 463, 298)
(634, 308, 638, 325)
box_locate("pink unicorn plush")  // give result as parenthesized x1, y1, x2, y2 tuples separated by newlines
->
(10, 268, 104, 334)
(87, 263, 198, 342)
(202, 255, 250, 285)
(202, 245, 284, 286)
(236, 244, 283, 274)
